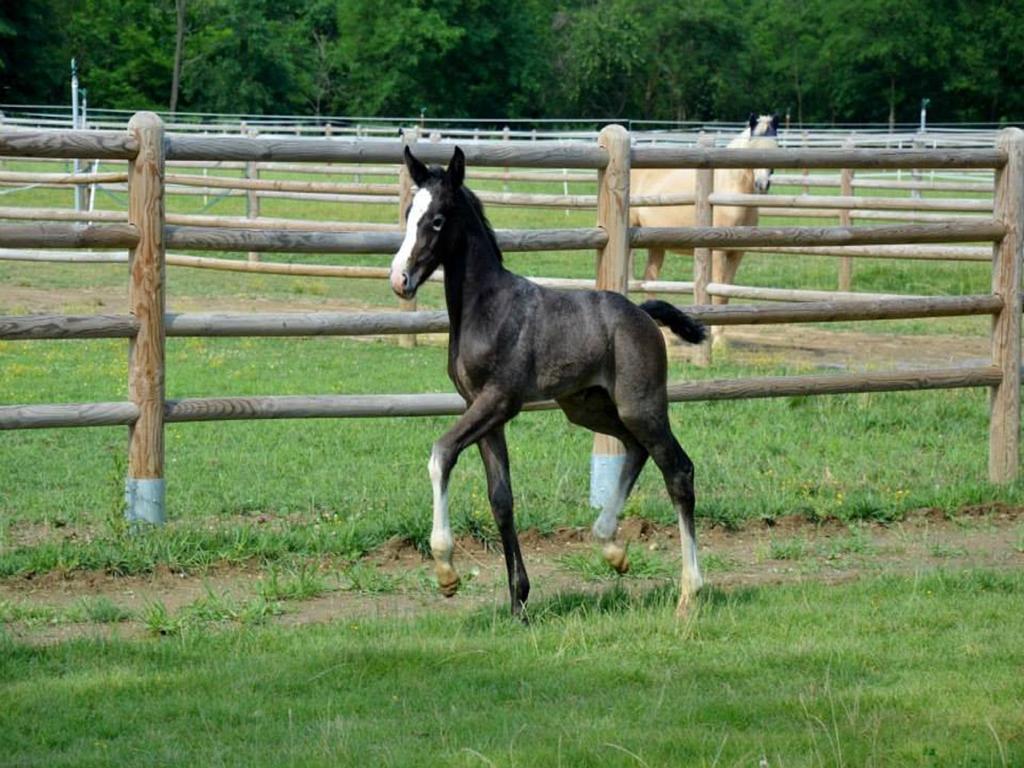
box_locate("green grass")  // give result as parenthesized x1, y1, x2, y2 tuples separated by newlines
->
(2, 570, 1022, 766)
(768, 537, 809, 561)
(141, 589, 284, 637)
(823, 528, 877, 559)
(257, 563, 329, 602)
(0, 596, 133, 626)
(558, 547, 675, 582)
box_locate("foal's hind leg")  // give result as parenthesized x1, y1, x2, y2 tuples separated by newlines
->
(478, 427, 530, 616)
(558, 389, 649, 574)
(619, 410, 702, 616)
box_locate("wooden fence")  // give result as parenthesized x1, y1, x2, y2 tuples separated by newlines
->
(0, 114, 1020, 523)
(0, 131, 1001, 304)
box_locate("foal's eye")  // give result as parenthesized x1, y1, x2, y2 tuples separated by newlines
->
(431, 216, 445, 231)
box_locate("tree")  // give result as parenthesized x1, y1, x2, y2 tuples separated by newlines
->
(549, 0, 649, 118)
(0, 0, 72, 104)
(180, 0, 312, 114)
(170, 0, 187, 113)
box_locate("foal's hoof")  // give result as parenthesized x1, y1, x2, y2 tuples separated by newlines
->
(603, 543, 630, 575)
(675, 594, 693, 618)
(435, 563, 461, 597)
(675, 585, 703, 618)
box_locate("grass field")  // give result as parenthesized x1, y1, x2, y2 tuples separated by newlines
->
(2, 158, 1022, 765)
(3, 571, 1022, 766)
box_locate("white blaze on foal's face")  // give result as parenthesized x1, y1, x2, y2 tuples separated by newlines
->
(390, 187, 434, 296)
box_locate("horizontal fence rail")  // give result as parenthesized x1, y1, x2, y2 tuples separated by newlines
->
(165, 135, 610, 168)
(0, 366, 1002, 430)
(0, 295, 1003, 341)
(0, 222, 140, 249)
(164, 225, 608, 253)
(630, 147, 1007, 170)
(0, 130, 139, 160)
(629, 221, 1005, 249)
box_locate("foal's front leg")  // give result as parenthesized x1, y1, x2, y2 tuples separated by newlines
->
(428, 391, 519, 598)
(479, 427, 530, 616)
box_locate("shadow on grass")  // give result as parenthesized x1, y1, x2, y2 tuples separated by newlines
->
(464, 580, 766, 629)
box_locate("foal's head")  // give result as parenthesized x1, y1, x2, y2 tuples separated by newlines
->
(389, 146, 465, 299)
(746, 112, 780, 193)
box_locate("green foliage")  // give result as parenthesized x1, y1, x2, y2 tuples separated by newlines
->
(3, 0, 1024, 122)
(182, 0, 313, 114)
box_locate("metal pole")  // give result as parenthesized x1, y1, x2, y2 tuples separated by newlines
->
(71, 59, 82, 211)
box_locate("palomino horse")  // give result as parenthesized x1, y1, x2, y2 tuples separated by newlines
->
(390, 146, 707, 618)
(631, 113, 780, 322)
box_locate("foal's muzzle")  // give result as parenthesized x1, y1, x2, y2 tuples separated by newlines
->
(391, 270, 415, 300)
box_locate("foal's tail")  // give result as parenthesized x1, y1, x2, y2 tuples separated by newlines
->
(639, 300, 707, 345)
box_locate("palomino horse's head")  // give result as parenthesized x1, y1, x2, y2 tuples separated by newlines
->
(390, 146, 465, 300)
(746, 113, 780, 193)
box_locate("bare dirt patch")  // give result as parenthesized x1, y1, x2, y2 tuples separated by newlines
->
(4, 507, 1021, 645)
(669, 325, 989, 372)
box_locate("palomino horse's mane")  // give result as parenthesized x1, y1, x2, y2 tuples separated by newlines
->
(728, 114, 778, 147)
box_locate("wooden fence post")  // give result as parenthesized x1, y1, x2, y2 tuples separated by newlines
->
(125, 111, 167, 524)
(692, 132, 714, 367)
(245, 127, 260, 263)
(989, 127, 1023, 483)
(590, 124, 630, 508)
(911, 135, 924, 199)
(397, 129, 418, 348)
(838, 139, 854, 291)
(502, 125, 511, 192)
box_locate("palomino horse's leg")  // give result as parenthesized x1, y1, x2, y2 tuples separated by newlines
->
(557, 389, 648, 573)
(429, 390, 520, 599)
(619, 412, 702, 616)
(643, 247, 666, 300)
(477, 427, 530, 616)
(710, 248, 743, 345)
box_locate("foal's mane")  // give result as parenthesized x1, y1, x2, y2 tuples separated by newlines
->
(459, 184, 503, 263)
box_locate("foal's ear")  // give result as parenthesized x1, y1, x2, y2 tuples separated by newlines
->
(446, 146, 465, 189)
(404, 146, 430, 187)
(747, 112, 758, 130)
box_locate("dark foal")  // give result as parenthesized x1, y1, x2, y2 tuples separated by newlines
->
(390, 146, 707, 617)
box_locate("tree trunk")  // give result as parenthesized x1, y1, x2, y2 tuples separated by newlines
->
(169, 0, 186, 114)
